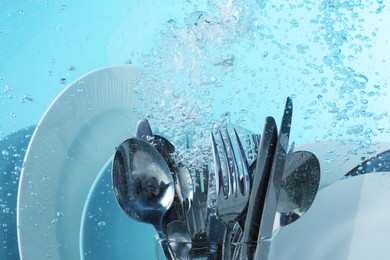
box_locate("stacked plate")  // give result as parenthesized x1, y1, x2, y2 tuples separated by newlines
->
(17, 66, 156, 259)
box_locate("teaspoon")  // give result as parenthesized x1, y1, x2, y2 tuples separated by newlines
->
(112, 137, 175, 258)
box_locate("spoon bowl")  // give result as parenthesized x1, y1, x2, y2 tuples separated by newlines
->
(167, 220, 192, 259)
(112, 137, 175, 238)
(277, 150, 320, 227)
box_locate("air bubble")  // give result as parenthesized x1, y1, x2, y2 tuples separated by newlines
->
(345, 100, 355, 109)
(376, 125, 385, 131)
(289, 19, 299, 27)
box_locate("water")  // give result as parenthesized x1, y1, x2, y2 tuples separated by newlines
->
(131, 0, 390, 169)
(1, 0, 390, 259)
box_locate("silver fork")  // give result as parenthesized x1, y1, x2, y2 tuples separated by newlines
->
(211, 128, 250, 260)
(187, 167, 208, 242)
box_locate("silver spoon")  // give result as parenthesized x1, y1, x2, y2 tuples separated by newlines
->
(167, 220, 192, 260)
(112, 137, 175, 258)
(276, 150, 320, 227)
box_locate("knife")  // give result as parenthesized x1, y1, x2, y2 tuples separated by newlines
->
(239, 116, 278, 259)
(255, 97, 293, 259)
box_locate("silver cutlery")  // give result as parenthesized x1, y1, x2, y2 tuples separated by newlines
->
(112, 98, 327, 260)
(276, 150, 320, 227)
(112, 137, 175, 259)
(167, 220, 192, 260)
(255, 97, 293, 260)
(136, 119, 183, 224)
(176, 166, 194, 220)
(211, 128, 250, 260)
(136, 118, 153, 141)
(187, 179, 207, 242)
(234, 151, 321, 259)
(240, 116, 278, 259)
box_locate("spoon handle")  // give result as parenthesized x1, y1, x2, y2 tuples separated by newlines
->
(155, 222, 175, 260)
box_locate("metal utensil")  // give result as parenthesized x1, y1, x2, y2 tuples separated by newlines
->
(177, 166, 194, 217)
(136, 118, 153, 141)
(255, 97, 293, 260)
(345, 149, 390, 177)
(276, 150, 320, 227)
(187, 168, 208, 242)
(237, 151, 320, 234)
(135, 119, 180, 223)
(240, 117, 278, 259)
(151, 134, 185, 224)
(234, 150, 320, 258)
(211, 128, 250, 260)
(112, 137, 175, 258)
(167, 220, 192, 260)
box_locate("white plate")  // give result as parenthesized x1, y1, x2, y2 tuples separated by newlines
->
(270, 172, 390, 260)
(79, 158, 156, 259)
(17, 66, 150, 259)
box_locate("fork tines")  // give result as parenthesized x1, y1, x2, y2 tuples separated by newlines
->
(211, 128, 250, 200)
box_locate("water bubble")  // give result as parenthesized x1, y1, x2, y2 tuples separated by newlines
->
(166, 19, 176, 30)
(350, 73, 368, 84)
(375, 5, 385, 14)
(67, 65, 76, 71)
(21, 95, 34, 103)
(97, 221, 106, 227)
(289, 19, 299, 27)
(345, 100, 355, 109)
(59, 78, 67, 84)
(376, 125, 385, 131)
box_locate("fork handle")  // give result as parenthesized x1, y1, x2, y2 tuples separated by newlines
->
(222, 222, 235, 260)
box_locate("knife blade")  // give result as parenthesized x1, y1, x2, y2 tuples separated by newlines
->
(255, 97, 293, 259)
(239, 116, 278, 259)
